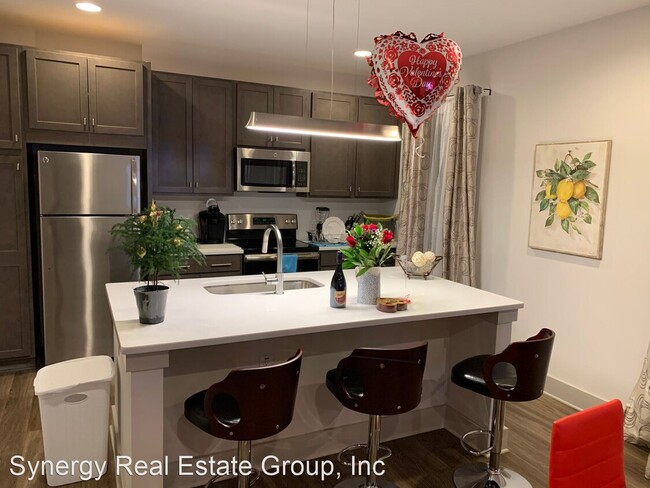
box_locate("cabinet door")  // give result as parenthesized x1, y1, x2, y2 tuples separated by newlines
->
(236, 83, 273, 147)
(192, 78, 234, 194)
(355, 97, 400, 198)
(309, 92, 357, 197)
(26, 50, 88, 132)
(151, 72, 193, 193)
(0, 46, 21, 149)
(0, 156, 32, 359)
(88, 58, 144, 135)
(272, 87, 311, 150)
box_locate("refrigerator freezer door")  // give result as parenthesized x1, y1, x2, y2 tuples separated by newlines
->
(38, 151, 140, 215)
(41, 216, 133, 364)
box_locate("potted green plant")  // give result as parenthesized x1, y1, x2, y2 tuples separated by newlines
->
(110, 201, 205, 324)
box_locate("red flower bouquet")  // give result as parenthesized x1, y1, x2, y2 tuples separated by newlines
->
(340, 223, 395, 276)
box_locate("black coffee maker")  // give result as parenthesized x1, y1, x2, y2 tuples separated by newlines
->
(199, 202, 226, 244)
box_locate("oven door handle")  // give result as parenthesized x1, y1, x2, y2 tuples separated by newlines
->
(244, 252, 320, 262)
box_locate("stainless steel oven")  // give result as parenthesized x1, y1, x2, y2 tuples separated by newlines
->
(236, 147, 310, 192)
(225, 213, 320, 275)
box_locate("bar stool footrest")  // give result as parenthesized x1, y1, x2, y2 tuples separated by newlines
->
(205, 468, 260, 488)
(335, 476, 399, 488)
(453, 462, 532, 488)
(461, 429, 493, 456)
(337, 443, 392, 467)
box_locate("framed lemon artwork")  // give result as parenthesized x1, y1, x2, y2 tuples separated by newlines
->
(528, 140, 612, 259)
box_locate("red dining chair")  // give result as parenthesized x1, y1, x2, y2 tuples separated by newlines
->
(549, 399, 626, 488)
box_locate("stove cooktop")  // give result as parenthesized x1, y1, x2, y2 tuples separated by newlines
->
(224, 213, 318, 254)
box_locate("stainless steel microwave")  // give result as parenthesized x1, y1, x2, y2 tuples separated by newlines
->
(236, 147, 310, 193)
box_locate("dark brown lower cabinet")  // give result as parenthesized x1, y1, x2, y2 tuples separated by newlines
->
(159, 254, 243, 279)
(0, 155, 32, 360)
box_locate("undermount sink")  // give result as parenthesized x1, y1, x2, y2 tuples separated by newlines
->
(204, 277, 323, 295)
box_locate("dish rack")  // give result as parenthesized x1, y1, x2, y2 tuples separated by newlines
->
(361, 212, 398, 233)
(397, 255, 442, 279)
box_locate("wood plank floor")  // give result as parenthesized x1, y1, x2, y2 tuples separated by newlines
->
(1, 369, 648, 487)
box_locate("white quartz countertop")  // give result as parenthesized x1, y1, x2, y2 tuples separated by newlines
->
(196, 243, 243, 255)
(107, 267, 523, 356)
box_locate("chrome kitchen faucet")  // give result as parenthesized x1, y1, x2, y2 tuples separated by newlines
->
(261, 224, 284, 295)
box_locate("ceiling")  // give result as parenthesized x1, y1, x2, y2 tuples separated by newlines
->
(0, 0, 648, 74)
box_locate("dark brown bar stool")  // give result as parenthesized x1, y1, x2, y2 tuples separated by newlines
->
(326, 342, 428, 488)
(451, 329, 555, 488)
(184, 349, 303, 488)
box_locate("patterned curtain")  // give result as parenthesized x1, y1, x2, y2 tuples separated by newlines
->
(396, 118, 434, 258)
(624, 340, 650, 478)
(442, 85, 483, 286)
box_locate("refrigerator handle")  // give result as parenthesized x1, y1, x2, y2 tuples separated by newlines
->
(131, 158, 140, 213)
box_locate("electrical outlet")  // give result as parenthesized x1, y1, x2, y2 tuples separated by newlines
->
(260, 355, 272, 366)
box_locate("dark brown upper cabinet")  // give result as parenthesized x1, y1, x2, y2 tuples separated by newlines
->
(0, 45, 21, 150)
(308, 94, 400, 199)
(192, 77, 234, 194)
(0, 155, 33, 360)
(309, 92, 357, 198)
(152, 72, 234, 195)
(355, 96, 400, 198)
(26, 50, 144, 136)
(236, 83, 311, 151)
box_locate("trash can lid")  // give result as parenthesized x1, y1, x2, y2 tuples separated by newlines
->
(34, 355, 115, 396)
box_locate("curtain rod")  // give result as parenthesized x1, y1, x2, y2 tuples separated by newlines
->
(446, 87, 492, 99)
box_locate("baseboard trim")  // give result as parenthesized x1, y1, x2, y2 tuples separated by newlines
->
(0, 357, 36, 372)
(544, 375, 606, 411)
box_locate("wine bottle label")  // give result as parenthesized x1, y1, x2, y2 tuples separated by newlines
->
(334, 290, 346, 305)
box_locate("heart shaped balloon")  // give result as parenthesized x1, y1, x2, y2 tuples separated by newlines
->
(368, 31, 462, 138)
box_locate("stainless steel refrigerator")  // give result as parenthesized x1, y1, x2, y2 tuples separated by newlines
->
(38, 150, 140, 364)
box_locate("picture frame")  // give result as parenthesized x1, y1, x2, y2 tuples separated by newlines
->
(528, 140, 612, 259)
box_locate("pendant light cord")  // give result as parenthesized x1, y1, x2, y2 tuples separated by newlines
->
(304, 0, 310, 90)
(330, 0, 336, 119)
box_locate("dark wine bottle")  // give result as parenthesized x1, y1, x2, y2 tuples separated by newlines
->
(330, 251, 347, 308)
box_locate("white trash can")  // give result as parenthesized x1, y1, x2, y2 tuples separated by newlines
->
(33, 355, 115, 486)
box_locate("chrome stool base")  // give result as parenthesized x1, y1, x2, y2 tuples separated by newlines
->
(338, 443, 392, 467)
(453, 462, 532, 488)
(335, 476, 399, 488)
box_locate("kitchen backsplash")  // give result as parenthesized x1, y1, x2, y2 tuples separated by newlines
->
(156, 193, 398, 242)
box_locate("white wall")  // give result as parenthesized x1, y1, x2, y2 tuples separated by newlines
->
(461, 6, 650, 405)
(0, 20, 142, 59)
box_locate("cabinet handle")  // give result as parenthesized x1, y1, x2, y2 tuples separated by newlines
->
(91, 118, 95, 127)
(210, 263, 233, 268)
(14, 134, 18, 142)
(195, 182, 199, 188)
(349, 186, 352, 194)
(188, 181, 192, 188)
(83, 117, 87, 126)
(358, 186, 361, 193)
(179, 265, 191, 270)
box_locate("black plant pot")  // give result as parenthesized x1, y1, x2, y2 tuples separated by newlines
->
(133, 285, 169, 324)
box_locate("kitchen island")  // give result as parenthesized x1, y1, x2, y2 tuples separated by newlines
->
(107, 267, 523, 488)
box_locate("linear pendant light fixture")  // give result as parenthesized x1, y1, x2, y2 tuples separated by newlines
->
(246, 0, 401, 143)
(246, 112, 401, 142)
